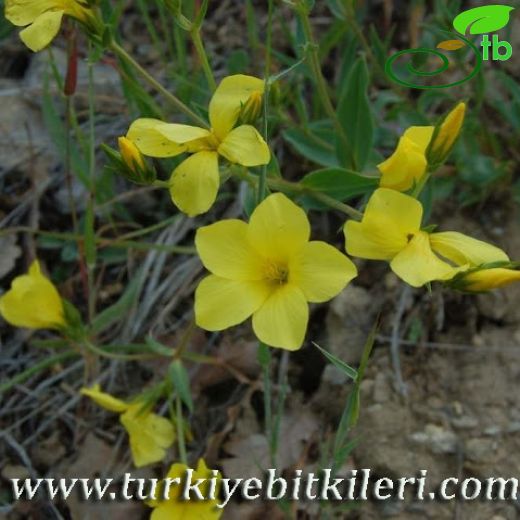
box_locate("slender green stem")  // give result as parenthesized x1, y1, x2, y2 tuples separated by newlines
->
(109, 41, 209, 128)
(258, 343, 274, 466)
(270, 177, 363, 219)
(175, 394, 188, 464)
(83, 340, 156, 361)
(296, 8, 355, 168)
(190, 29, 216, 91)
(232, 167, 363, 219)
(257, 0, 274, 204)
(411, 172, 431, 198)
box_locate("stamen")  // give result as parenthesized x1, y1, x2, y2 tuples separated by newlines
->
(263, 262, 289, 285)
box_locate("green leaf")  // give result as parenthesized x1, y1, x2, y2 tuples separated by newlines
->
(145, 336, 175, 356)
(169, 360, 193, 413)
(62, 299, 83, 330)
(336, 57, 374, 170)
(313, 342, 358, 381)
(90, 269, 143, 335)
(300, 168, 377, 209)
(453, 5, 514, 35)
(283, 121, 339, 167)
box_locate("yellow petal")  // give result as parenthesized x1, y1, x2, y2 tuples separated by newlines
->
(378, 136, 428, 191)
(19, 9, 64, 52)
(150, 503, 184, 520)
(80, 384, 129, 413)
(169, 151, 219, 217)
(252, 284, 308, 350)
(148, 460, 222, 518)
(5, 0, 56, 26)
(345, 188, 423, 260)
(463, 268, 520, 292)
(289, 241, 357, 303)
(403, 126, 435, 153)
(248, 193, 310, 263)
(430, 231, 509, 267)
(390, 231, 457, 287)
(217, 125, 270, 166)
(195, 220, 264, 280)
(209, 74, 265, 140)
(0, 260, 65, 329)
(127, 119, 212, 158)
(195, 275, 270, 331)
(378, 126, 434, 191)
(121, 405, 175, 467)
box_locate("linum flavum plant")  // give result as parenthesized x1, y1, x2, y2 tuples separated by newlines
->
(1, 0, 520, 516)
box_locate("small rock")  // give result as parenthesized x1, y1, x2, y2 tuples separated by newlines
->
(484, 426, 502, 436)
(465, 438, 497, 463)
(507, 422, 520, 433)
(452, 401, 463, 416)
(451, 415, 479, 430)
(410, 424, 458, 454)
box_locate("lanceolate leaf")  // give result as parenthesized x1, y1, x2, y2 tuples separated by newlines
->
(283, 122, 339, 167)
(453, 5, 514, 35)
(300, 167, 377, 209)
(336, 57, 374, 170)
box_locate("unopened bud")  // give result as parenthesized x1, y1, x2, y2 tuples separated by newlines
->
(118, 136, 146, 172)
(427, 102, 466, 168)
(446, 260, 520, 293)
(102, 139, 156, 185)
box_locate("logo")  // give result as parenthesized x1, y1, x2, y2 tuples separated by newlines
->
(386, 4, 515, 89)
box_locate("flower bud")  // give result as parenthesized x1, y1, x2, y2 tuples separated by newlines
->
(118, 136, 146, 171)
(427, 102, 466, 168)
(102, 138, 156, 185)
(452, 265, 520, 292)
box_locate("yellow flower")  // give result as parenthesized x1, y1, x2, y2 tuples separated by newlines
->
(81, 385, 175, 468)
(378, 126, 434, 191)
(344, 188, 509, 287)
(0, 260, 65, 329)
(454, 267, 520, 292)
(428, 102, 466, 165)
(194, 193, 357, 350)
(5, 0, 95, 52)
(148, 459, 222, 520)
(127, 75, 270, 217)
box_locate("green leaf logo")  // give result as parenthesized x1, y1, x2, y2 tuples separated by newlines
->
(453, 4, 514, 35)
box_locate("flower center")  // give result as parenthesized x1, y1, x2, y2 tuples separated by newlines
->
(208, 133, 221, 149)
(263, 261, 289, 285)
